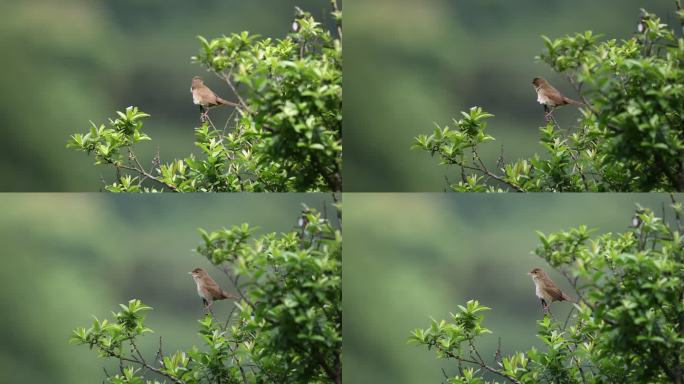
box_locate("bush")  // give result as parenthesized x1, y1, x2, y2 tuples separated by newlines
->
(68, 4, 342, 192)
(410, 197, 684, 383)
(413, 6, 684, 192)
(71, 206, 342, 383)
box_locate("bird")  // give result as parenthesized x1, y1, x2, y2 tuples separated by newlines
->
(528, 267, 575, 314)
(190, 76, 238, 121)
(531, 77, 583, 120)
(188, 267, 237, 310)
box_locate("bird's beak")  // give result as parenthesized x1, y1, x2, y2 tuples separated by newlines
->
(187, 272, 192, 275)
(527, 272, 532, 276)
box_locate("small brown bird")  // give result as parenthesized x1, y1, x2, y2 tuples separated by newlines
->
(190, 76, 238, 121)
(528, 267, 575, 314)
(188, 267, 237, 309)
(532, 77, 583, 119)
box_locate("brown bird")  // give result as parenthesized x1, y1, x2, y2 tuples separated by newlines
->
(528, 267, 575, 314)
(190, 76, 238, 121)
(188, 267, 237, 309)
(532, 77, 583, 119)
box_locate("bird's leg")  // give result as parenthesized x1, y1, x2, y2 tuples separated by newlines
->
(201, 299, 216, 316)
(543, 105, 554, 119)
(544, 106, 559, 127)
(543, 104, 550, 121)
(199, 105, 208, 122)
(540, 298, 548, 313)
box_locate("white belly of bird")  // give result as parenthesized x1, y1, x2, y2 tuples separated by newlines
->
(537, 92, 550, 105)
(195, 282, 208, 300)
(192, 89, 201, 105)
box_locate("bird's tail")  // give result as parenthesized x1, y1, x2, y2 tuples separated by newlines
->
(221, 290, 238, 300)
(217, 97, 239, 107)
(563, 97, 584, 106)
(561, 292, 576, 303)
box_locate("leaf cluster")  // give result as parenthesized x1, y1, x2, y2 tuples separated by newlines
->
(71, 206, 342, 384)
(68, 6, 342, 192)
(414, 8, 684, 192)
(410, 200, 684, 383)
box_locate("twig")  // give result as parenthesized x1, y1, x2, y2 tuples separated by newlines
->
(566, 75, 598, 116)
(217, 70, 252, 114)
(470, 149, 525, 192)
(677, 1, 684, 37)
(443, 350, 523, 384)
(671, 193, 683, 234)
(330, 0, 342, 40)
(115, 159, 178, 192)
(103, 346, 185, 384)
(563, 306, 576, 331)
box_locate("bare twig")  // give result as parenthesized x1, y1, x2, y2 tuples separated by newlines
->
(330, 0, 342, 40)
(677, 1, 684, 37)
(102, 346, 185, 384)
(114, 159, 178, 192)
(566, 75, 598, 116)
(217, 70, 252, 114)
(442, 350, 523, 384)
(470, 149, 525, 192)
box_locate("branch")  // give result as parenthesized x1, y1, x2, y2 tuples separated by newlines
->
(443, 349, 523, 384)
(677, 1, 684, 37)
(330, 0, 342, 40)
(114, 156, 178, 192)
(464, 148, 525, 192)
(102, 345, 185, 384)
(217, 70, 253, 114)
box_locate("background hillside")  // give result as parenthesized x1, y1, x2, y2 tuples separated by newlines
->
(344, 0, 677, 191)
(344, 193, 677, 383)
(0, 193, 335, 383)
(0, 0, 336, 191)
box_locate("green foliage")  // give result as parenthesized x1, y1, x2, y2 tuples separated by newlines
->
(68, 6, 342, 192)
(71, 207, 342, 383)
(410, 200, 684, 383)
(414, 7, 684, 192)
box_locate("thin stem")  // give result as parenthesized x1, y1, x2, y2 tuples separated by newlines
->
(115, 160, 178, 192)
(102, 346, 185, 384)
(330, 0, 342, 40)
(469, 149, 525, 192)
(218, 70, 252, 114)
(442, 350, 523, 384)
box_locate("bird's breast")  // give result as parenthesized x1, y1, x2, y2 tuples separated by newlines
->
(195, 282, 209, 299)
(537, 92, 551, 105)
(534, 282, 543, 298)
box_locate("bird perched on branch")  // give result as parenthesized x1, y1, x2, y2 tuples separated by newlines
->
(188, 267, 237, 310)
(532, 77, 583, 120)
(190, 76, 238, 122)
(528, 267, 575, 314)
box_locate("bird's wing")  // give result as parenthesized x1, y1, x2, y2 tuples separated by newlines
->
(546, 86, 566, 104)
(197, 87, 219, 106)
(543, 284, 565, 302)
(204, 279, 224, 298)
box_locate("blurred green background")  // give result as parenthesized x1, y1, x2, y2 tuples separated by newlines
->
(345, 0, 677, 191)
(0, 193, 335, 383)
(0, 0, 337, 191)
(344, 193, 679, 383)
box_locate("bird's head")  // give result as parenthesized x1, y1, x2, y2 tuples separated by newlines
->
(532, 77, 546, 87)
(528, 267, 544, 278)
(191, 76, 204, 86)
(189, 267, 206, 279)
